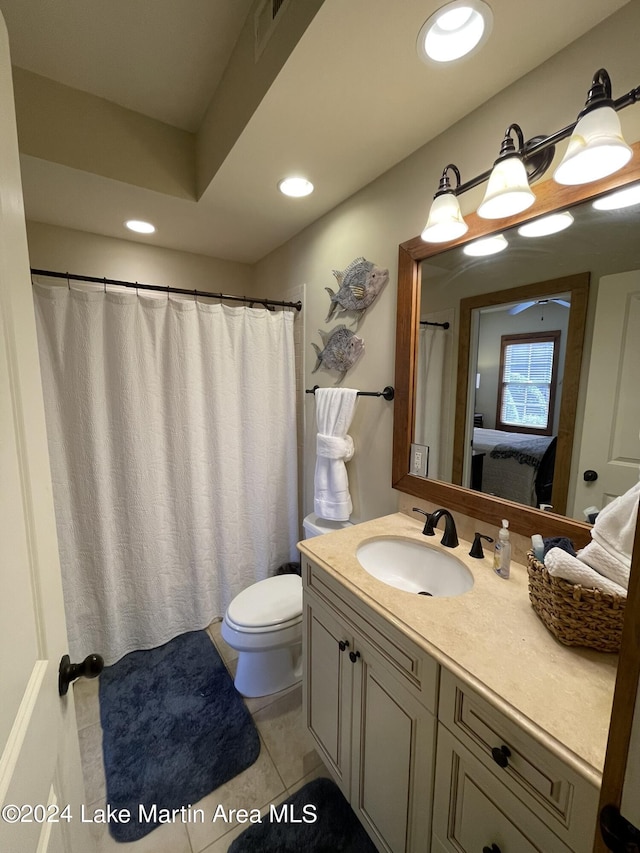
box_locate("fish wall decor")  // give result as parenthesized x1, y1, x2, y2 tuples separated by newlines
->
(311, 325, 364, 384)
(325, 256, 389, 328)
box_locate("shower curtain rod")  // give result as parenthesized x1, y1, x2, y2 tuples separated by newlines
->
(420, 320, 450, 329)
(30, 267, 303, 312)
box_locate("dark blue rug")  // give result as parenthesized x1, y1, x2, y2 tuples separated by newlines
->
(228, 777, 377, 852)
(99, 629, 260, 842)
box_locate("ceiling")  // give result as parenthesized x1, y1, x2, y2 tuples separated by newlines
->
(0, 0, 631, 264)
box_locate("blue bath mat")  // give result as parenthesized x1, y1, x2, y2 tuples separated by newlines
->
(99, 629, 260, 842)
(228, 777, 377, 852)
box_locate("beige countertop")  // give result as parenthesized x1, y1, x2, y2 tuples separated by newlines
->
(297, 511, 618, 787)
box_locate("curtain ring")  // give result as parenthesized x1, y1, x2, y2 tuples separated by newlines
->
(193, 289, 197, 303)
(66, 272, 71, 290)
(103, 277, 107, 294)
(135, 281, 139, 296)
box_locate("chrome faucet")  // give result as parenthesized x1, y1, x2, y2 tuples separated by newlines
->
(420, 508, 459, 548)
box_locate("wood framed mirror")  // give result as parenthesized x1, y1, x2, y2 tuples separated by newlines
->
(393, 141, 640, 545)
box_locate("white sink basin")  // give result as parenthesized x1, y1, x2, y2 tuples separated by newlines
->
(356, 537, 474, 597)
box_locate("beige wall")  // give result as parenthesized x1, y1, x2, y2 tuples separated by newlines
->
(26, 221, 254, 294)
(254, 1, 640, 525)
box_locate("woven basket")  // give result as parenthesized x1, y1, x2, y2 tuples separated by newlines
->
(526, 551, 625, 653)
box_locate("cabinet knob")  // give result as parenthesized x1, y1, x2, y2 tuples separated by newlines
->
(338, 640, 350, 652)
(491, 744, 511, 768)
(349, 650, 361, 663)
(482, 845, 501, 853)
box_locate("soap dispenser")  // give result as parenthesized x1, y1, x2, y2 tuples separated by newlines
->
(493, 519, 511, 579)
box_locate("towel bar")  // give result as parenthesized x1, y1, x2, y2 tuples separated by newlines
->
(306, 385, 394, 401)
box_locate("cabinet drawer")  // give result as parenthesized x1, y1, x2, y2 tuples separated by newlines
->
(433, 725, 573, 853)
(438, 670, 598, 852)
(304, 559, 438, 712)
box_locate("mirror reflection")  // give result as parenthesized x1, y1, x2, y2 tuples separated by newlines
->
(415, 183, 640, 522)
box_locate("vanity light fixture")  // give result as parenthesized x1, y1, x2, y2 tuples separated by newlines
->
(554, 69, 633, 185)
(517, 211, 574, 237)
(125, 219, 156, 234)
(421, 164, 469, 242)
(417, 1, 493, 64)
(477, 124, 536, 219)
(462, 234, 508, 256)
(592, 183, 640, 210)
(278, 176, 314, 197)
(420, 68, 640, 243)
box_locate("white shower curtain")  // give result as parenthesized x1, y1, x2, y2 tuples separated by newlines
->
(415, 325, 446, 480)
(33, 284, 298, 665)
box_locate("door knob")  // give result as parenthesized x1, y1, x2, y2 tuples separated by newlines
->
(583, 469, 599, 481)
(58, 653, 104, 696)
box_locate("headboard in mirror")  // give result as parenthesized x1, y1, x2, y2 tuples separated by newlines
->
(393, 141, 640, 545)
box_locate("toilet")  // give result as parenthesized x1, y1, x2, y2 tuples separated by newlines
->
(221, 513, 352, 698)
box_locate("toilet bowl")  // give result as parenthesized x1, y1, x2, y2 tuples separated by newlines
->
(222, 513, 352, 698)
(221, 574, 303, 698)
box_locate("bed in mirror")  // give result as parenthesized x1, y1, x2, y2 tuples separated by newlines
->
(393, 142, 640, 544)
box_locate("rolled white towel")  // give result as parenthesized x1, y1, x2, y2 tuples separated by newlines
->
(544, 547, 627, 597)
(578, 540, 630, 591)
(590, 480, 640, 569)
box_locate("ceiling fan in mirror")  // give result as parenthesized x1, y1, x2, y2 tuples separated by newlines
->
(508, 297, 571, 315)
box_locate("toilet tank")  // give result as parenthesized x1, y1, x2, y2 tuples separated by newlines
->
(303, 513, 353, 539)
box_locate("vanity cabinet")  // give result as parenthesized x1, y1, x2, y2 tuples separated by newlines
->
(301, 555, 601, 853)
(302, 558, 437, 853)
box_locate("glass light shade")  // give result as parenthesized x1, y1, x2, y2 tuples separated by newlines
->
(462, 234, 508, 256)
(517, 211, 574, 237)
(477, 156, 535, 219)
(592, 184, 640, 210)
(553, 105, 632, 185)
(417, 0, 492, 63)
(421, 192, 468, 243)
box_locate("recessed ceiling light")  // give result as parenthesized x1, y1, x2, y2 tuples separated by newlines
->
(278, 177, 314, 197)
(463, 234, 508, 256)
(517, 211, 575, 237)
(125, 219, 156, 234)
(592, 184, 640, 210)
(417, 1, 493, 64)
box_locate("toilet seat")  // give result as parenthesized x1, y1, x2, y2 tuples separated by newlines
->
(224, 612, 301, 635)
(226, 574, 302, 632)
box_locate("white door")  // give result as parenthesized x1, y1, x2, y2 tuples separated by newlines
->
(573, 269, 640, 517)
(0, 14, 93, 853)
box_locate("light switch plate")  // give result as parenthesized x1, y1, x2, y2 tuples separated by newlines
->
(410, 443, 429, 477)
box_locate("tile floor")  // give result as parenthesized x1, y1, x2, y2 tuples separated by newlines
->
(74, 620, 329, 852)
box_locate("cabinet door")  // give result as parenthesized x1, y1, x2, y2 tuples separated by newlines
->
(433, 725, 572, 853)
(303, 594, 353, 796)
(352, 640, 436, 853)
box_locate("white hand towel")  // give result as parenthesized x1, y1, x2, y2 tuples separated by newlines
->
(545, 547, 627, 597)
(314, 388, 359, 521)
